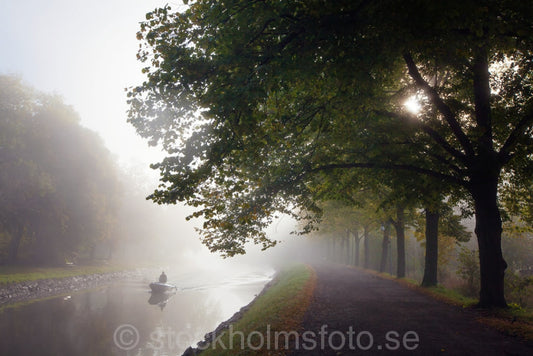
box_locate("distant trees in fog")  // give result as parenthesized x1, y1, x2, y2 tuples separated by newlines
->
(0, 76, 122, 265)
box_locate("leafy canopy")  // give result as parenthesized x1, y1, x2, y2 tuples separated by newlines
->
(128, 0, 533, 256)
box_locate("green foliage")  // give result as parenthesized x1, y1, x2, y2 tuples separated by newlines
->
(456, 246, 480, 297)
(501, 227, 533, 307)
(413, 204, 471, 244)
(315, 191, 381, 235)
(505, 273, 533, 308)
(502, 227, 533, 271)
(0, 76, 122, 265)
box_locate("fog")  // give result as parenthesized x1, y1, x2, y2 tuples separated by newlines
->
(104, 153, 322, 274)
(0, 73, 323, 271)
(0, 0, 316, 272)
(0, 0, 318, 273)
(114, 175, 322, 274)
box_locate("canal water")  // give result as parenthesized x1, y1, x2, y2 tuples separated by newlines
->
(0, 267, 274, 355)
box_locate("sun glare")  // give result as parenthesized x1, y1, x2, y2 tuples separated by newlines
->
(404, 96, 422, 115)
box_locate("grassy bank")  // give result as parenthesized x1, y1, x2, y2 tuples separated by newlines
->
(199, 264, 316, 356)
(363, 267, 533, 343)
(0, 264, 129, 285)
(361, 268, 478, 307)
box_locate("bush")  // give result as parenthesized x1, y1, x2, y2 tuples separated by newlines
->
(505, 273, 533, 308)
(456, 246, 479, 297)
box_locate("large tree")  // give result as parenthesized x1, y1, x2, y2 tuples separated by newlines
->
(129, 0, 533, 307)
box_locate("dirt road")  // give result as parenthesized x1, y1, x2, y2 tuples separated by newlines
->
(289, 264, 533, 356)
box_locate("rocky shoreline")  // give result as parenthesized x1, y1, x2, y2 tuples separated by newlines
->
(182, 273, 278, 356)
(0, 270, 142, 307)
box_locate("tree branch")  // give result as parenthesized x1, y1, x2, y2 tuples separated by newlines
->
(403, 53, 476, 158)
(376, 110, 469, 165)
(309, 162, 468, 187)
(498, 108, 533, 164)
(472, 46, 493, 151)
(424, 151, 466, 175)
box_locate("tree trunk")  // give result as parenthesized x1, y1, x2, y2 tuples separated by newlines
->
(363, 225, 370, 269)
(345, 230, 353, 265)
(354, 230, 360, 267)
(379, 222, 391, 273)
(468, 46, 507, 308)
(471, 176, 507, 308)
(421, 209, 439, 287)
(392, 206, 406, 278)
(339, 235, 343, 263)
(7, 225, 23, 264)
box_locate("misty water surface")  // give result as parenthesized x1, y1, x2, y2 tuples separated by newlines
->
(0, 268, 274, 355)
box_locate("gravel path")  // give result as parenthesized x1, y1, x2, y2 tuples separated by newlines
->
(289, 264, 533, 356)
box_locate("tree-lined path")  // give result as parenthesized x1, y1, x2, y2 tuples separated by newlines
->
(290, 264, 533, 355)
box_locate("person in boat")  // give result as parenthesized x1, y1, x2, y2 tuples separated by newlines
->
(159, 271, 167, 283)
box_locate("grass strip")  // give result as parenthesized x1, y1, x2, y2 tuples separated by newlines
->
(199, 264, 316, 356)
(360, 268, 478, 307)
(0, 264, 129, 285)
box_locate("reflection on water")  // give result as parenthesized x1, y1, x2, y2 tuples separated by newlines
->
(0, 269, 273, 355)
(148, 291, 175, 311)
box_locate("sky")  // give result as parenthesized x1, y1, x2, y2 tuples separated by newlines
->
(0, 0, 181, 175)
